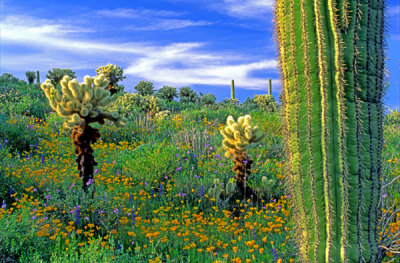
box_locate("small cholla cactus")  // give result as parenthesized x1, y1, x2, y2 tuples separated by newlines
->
(41, 74, 127, 193)
(220, 115, 264, 200)
(207, 178, 236, 205)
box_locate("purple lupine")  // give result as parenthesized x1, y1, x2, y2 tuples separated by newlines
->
(76, 205, 81, 227)
(200, 185, 204, 197)
(150, 188, 154, 198)
(9, 187, 14, 198)
(41, 155, 45, 164)
(252, 228, 257, 240)
(272, 246, 278, 262)
(1, 202, 6, 210)
(160, 183, 163, 197)
(117, 243, 121, 250)
(129, 193, 133, 204)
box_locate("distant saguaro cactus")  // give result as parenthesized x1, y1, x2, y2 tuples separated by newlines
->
(268, 78, 272, 96)
(274, 0, 386, 262)
(231, 80, 235, 100)
(41, 75, 127, 192)
(36, 71, 40, 84)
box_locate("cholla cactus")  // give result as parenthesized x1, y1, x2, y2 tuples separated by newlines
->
(95, 64, 126, 95)
(208, 178, 236, 205)
(41, 75, 127, 192)
(253, 94, 278, 112)
(220, 115, 264, 200)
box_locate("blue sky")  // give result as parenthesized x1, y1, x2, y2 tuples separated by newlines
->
(0, 0, 399, 109)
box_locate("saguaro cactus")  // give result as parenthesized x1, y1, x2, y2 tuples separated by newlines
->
(274, 0, 386, 262)
(231, 80, 235, 100)
(41, 75, 127, 192)
(268, 78, 272, 96)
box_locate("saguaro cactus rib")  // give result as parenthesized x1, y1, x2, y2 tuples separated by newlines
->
(274, 0, 386, 262)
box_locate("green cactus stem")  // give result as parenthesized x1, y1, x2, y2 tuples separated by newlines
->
(274, 0, 386, 262)
(221, 115, 264, 201)
(268, 78, 272, 95)
(41, 75, 127, 193)
(36, 70, 40, 84)
(231, 80, 235, 100)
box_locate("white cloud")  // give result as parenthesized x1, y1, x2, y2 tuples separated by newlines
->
(1, 14, 279, 91)
(127, 19, 212, 31)
(212, 0, 274, 19)
(125, 44, 278, 89)
(94, 8, 185, 19)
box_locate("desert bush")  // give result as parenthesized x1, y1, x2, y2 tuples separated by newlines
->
(134, 80, 155, 96)
(156, 86, 178, 102)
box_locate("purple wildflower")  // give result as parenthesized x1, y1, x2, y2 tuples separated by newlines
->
(114, 208, 119, 215)
(76, 205, 81, 227)
(200, 185, 204, 197)
(160, 183, 163, 197)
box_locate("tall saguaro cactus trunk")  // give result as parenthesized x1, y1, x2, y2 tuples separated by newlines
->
(274, 0, 386, 262)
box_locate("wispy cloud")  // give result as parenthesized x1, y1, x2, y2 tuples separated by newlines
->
(94, 8, 185, 19)
(212, 0, 274, 19)
(388, 5, 400, 16)
(1, 14, 278, 90)
(127, 19, 212, 31)
(125, 44, 277, 88)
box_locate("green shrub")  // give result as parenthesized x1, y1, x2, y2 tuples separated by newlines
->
(385, 108, 400, 125)
(25, 71, 36, 84)
(46, 68, 76, 85)
(200, 93, 216, 106)
(156, 86, 178, 102)
(179, 86, 199, 104)
(134, 80, 155, 96)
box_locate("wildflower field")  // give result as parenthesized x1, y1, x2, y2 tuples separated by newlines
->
(0, 76, 399, 263)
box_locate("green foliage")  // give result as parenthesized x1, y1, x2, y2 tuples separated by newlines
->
(156, 86, 178, 102)
(241, 97, 260, 112)
(120, 142, 183, 184)
(46, 68, 76, 85)
(134, 81, 155, 96)
(200, 93, 216, 106)
(179, 86, 199, 104)
(385, 108, 400, 125)
(25, 71, 36, 84)
(253, 94, 278, 112)
(106, 92, 160, 117)
(0, 113, 40, 155)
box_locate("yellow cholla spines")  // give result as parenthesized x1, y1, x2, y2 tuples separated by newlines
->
(220, 115, 264, 158)
(41, 74, 128, 130)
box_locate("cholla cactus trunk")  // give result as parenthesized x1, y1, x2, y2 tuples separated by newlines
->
(231, 151, 259, 200)
(72, 119, 100, 192)
(274, 0, 386, 262)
